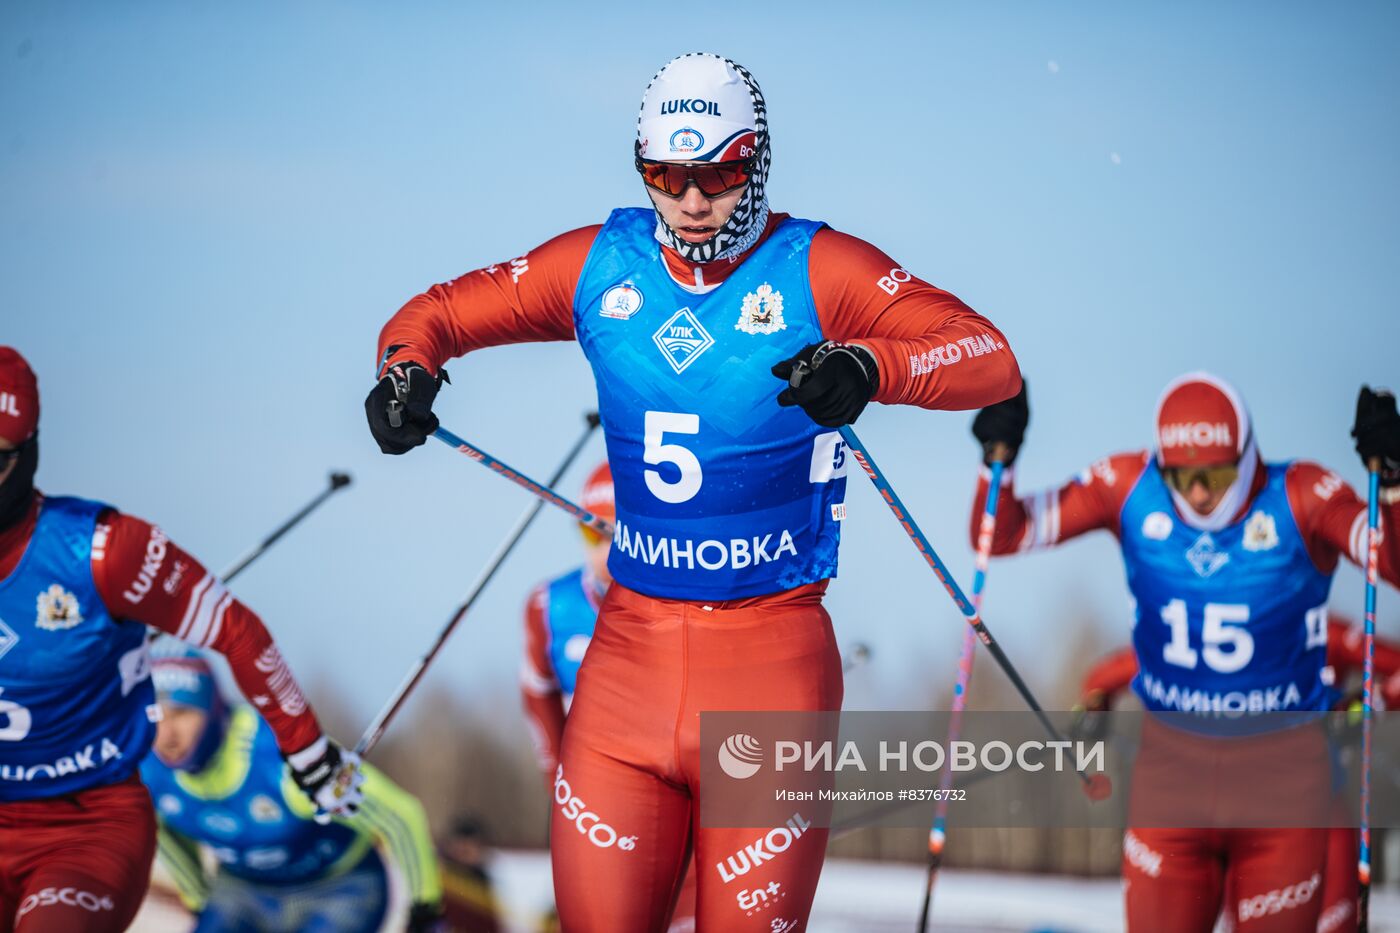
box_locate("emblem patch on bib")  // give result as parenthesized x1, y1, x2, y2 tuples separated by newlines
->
(736, 283, 786, 335)
(36, 584, 83, 631)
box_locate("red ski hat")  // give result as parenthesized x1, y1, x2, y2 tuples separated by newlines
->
(580, 461, 615, 523)
(0, 347, 39, 446)
(1154, 372, 1250, 468)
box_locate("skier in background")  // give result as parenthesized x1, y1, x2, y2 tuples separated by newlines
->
(438, 815, 502, 933)
(141, 644, 445, 932)
(0, 346, 363, 933)
(969, 375, 1400, 931)
(1073, 616, 1400, 933)
(519, 462, 696, 932)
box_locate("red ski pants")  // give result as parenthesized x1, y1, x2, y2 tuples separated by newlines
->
(1124, 718, 1331, 931)
(550, 582, 842, 932)
(0, 774, 156, 933)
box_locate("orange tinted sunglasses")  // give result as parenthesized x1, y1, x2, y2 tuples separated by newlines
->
(635, 158, 754, 198)
(1163, 463, 1239, 494)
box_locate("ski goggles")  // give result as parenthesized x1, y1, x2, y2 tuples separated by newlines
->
(1163, 463, 1239, 495)
(579, 522, 609, 547)
(635, 157, 755, 198)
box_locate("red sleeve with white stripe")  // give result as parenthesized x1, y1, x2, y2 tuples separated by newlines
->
(520, 584, 566, 780)
(91, 511, 323, 756)
(376, 226, 596, 378)
(970, 451, 1150, 556)
(1285, 461, 1400, 584)
(808, 228, 1022, 411)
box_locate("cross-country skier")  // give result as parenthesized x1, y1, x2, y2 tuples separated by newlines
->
(519, 462, 696, 932)
(1072, 618, 1400, 933)
(364, 52, 1021, 931)
(519, 463, 616, 785)
(968, 374, 1400, 931)
(0, 346, 364, 933)
(141, 644, 445, 932)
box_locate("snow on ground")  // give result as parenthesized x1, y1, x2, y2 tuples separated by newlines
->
(130, 853, 1400, 932)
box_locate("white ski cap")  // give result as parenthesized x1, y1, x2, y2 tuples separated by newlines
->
(637, 53, 760, 163)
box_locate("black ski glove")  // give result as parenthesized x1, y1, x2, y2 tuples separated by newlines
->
(365, 358, 447, 455)
(771, 341, 879, 428)
(1352, 385, 1400, 488)
(285, 736, 364, 817)
(971, 381, 1029, 466)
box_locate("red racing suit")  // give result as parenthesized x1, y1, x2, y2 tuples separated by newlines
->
(973, 454, 1400, 932)
(383, 213, 1021, 931)
(0, 493, 326, 933)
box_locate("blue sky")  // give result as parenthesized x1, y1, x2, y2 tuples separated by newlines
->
(3, 2, 1397, 737)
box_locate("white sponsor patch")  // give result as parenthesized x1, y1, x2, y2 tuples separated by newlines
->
(1142, 511, 1173, 541)
(600, 282, 644, 320)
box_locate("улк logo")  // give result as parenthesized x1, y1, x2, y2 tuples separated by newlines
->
(718, 733, 764, 779)
(736, 283, 786, 335)
(600, 282, 644, 320)
(35, 584, 83, 632)
(1185, 533, 1230, 578)
(653, 308, 715, 374)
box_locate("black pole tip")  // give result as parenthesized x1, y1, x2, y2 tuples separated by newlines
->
(585, 411, 602, 428)
(330, 472, 353, 489)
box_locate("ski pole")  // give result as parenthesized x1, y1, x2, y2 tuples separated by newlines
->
(220, 472, 352, 583)
(837, 426, 1110, 802)
(918, 455, 1005, 933)
(355, 413, 602, 757)
(148, 471, 354, 646)
(430, 425, 613, 538)
(1358, 457, 1380, 933)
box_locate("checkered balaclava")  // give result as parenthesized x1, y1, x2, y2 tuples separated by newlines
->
(636, 53, 771, 263)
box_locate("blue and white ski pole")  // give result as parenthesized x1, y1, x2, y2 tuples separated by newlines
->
(354, 415, 605, 758)
(836, 425, 1110, 801)
(1358, 457, 1381, 933)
